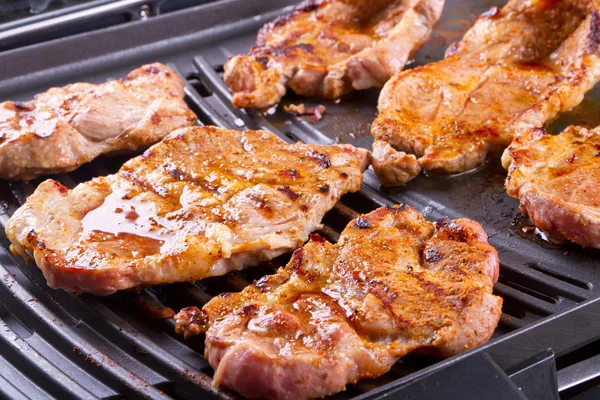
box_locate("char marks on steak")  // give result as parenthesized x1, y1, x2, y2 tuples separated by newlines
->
(0, 63, 196, 180)
(224, 0, 445, 109)
(503, 125, 600, 248)
(6, 126, 368, 295)
(372, 0, 600, 186)
(176, 205, 501, 400)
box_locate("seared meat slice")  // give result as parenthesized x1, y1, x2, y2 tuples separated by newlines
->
(224, 0, 445, 109)
(503, 126, 600, 248)
(0, 63, 196, 180)
(176, 205, 501, 400)
(372, 0, 600, 186)
(6, 126, 368, 295)
(371, 139, 421, 186)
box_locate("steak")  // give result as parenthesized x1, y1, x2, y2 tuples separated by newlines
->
(0, 63, 196, 180)
(503, 125, 600, 248)
(6, 126, 368, 295)
(224, 0, 444, 109)
(372, 0, 600, 186)
(175, 205, 502, 400)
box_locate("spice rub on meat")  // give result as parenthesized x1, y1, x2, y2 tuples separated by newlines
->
(224, 0, 445, 109)
(6, 126, 368, 295)
(176, 205, 502, 400)
(503, 125, 600, 248)
(372, 0, 600, 186)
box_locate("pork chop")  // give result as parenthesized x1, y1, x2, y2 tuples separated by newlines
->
(503, 125, 600, 248)
(372, 0, 600, 186)
(6, 126, 368, 295)
(0, 63, 196, 180)
(175, 205, 502, 400)
(224, 0, 445, 109)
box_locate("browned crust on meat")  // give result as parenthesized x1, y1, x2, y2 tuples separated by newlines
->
(183, 205, 502, 399)
(372, 0, 600, 186)
(503, 125, 600, 248)
(6, 126, 369, 295)
(225, 0, 445, 108)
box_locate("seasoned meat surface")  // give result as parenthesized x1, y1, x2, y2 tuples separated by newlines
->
(176, 205, 502, 400)
(224, 0, 445, 109)
(372, 0, 600, 186)
(6, 126, 368, 295)
(0, 63, 196, 180)
(503, 125, 600, 248)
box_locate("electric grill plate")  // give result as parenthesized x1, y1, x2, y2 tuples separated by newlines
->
(0, 0, 599, 398)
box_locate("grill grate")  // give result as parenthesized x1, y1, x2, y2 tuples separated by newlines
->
(184, 54, 600, 324)
(1, 0, 600, 398)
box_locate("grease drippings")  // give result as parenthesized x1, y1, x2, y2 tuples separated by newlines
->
(82, 192, 170, 244)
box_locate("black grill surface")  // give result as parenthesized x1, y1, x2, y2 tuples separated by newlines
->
(1, 0, 600, 398)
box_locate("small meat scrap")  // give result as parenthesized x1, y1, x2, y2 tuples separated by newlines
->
(133, 294, 176, 319)
(283, 103, 327, 123)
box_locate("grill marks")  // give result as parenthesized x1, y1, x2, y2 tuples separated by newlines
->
(308, 151, 331, 169)
(410, 270, 445, 297)
(276, 186, 299, 201)
(5, 126, 368, 295)
(189, 205, 502, 400)
(162, 163, 220, 192)
(424, 248, 442, 262)
(279, 168, 299, 180)
(258, 43, 316, 59)
(318, 184, 330, 194)
(290, 247, 304, 272)
(588, 11, 600, 52)
(355, 217, 371, 229)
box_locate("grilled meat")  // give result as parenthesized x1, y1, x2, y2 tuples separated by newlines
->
(224, 0, 445, 109)
(503, 125, 600, 248)
(371, 139, 421, 187)
(0, 63, 196, 180)
(372, 0, 600, 186)
(6, 126, 368, 295)
(176, 205, 501, 400)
